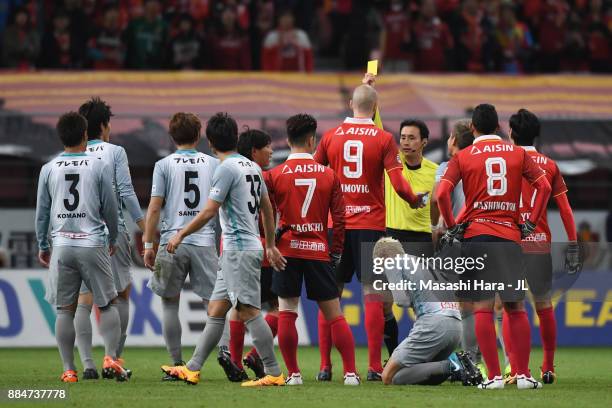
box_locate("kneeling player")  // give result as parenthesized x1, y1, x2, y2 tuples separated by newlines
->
(36, 112, 128, 382)
(143, 113, 220, 381)
(375, 238, 481, 386)
(161, 113, 286, 386)
(267, 114, 359, 385)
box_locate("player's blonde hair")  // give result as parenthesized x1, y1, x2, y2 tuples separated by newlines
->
(373, 237, 405, 260)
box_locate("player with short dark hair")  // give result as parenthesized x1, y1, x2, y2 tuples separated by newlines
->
(224, 128, 278, 381)
(505, 108, 580, 385)
(36, 112, 128, 383)
(143, 112, 220, 382)
(437, 103, 552, 390)
(314, 76, 426, 381)
(161, 112, 287, 387)
(268, 114, 359, 385)
(73, 97, 144, 380)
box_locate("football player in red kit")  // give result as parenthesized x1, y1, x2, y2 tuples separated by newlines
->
(437, 104, 552, 390)
(314, 79, 426, 381)
(502, 108, 581, 385)
(267, 114, 359, 386)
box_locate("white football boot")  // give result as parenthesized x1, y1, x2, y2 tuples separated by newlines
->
(517, 374, 543, 389)
(478, 375, 505, 389)
(285, 373, 304, 386)
(343, 372, 360, 386)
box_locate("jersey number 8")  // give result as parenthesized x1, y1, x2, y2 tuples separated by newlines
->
(485, 157, 507, 196)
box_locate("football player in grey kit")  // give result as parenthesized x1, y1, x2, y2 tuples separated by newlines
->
(36, 112, 129, 383)
(142, 112, 220, 381)
(73, 97, 145, 380)
(161, 112, 287, 386)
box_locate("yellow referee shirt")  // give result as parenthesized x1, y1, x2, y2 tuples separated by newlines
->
(385, 156, 438, 233)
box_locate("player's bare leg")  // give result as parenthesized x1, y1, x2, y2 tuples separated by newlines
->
(57, 302, 78, 382)
(74, 292, 96, 378)
(534, 298, 556, 384)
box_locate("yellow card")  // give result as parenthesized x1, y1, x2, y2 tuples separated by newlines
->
(367, 60, 378, 75)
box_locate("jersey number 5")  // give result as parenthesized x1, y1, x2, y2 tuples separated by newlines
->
(63, 174, 80, 211)
(184, 171, 200, 209)
(343, 140, 363, 179)
(246, 174, 262, 214)
(485, 157, 507, 196)
(294, 178, 317, 217)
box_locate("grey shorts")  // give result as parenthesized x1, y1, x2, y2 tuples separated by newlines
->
(148, 244, 218, 300)
(80, 231, 132, 294)
(211, 250, 263, 309)
(391, 314, 462, 367)
(46, 246, 117, 307)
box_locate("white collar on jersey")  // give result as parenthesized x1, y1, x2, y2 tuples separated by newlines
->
(521, 146, 537, 152)
(344, 117, 375, 125)
(287, 153, 314, 160)
(473, 135, 502, 144)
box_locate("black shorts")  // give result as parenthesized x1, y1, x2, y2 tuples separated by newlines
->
(337, 229, 385, 284)
(524, 253, 553, 300)
(386, 228, 434, 257)
(457, 235, 526, 302)
(260, 267, 277, 305)
(272, 258, 339, 301)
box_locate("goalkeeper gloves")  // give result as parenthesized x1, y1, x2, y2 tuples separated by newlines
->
(519, 220, 537, 239)
(565, 242, 582, 275)
(439, 222, 469, 249)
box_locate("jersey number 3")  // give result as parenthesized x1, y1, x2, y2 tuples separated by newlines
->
(64, 174, 80, 211)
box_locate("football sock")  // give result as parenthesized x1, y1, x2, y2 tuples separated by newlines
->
(330, 315, 356, 374)
(115, 296, 129, 358)
(383, 311, 398, 356)
(537, 307, 557, 373)
(161, 298, 182, 363)
(218, 312, 230, 349)
(495, 311, 509, 368)
(502, 310, 516, 375)
(245, 314, 281, 376)
(248, 313, 279, 358)
(507, 310, 531, 376)
(278, 311, 299, 375)
(74, 303, 95, 370)
(56, 309, 77, 372)
(474, 309, 501, 379)
(99, 304, 122, 360)
(318, 310, 332, 370)
(392, 361, 451, 385)
(187, 316, 226, 371)
(460, 309, 481, 364)
(229, 320, 246, 368)
(364, 300, 384, 372)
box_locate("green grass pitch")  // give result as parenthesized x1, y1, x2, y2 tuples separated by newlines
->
(0, 347, 611, 407)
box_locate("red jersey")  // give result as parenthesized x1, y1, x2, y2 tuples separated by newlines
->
(314, 117, 403, 231)
(441, 135, 545, 242)
(519, 146, 567, 253)
(267, 153, 345, 261)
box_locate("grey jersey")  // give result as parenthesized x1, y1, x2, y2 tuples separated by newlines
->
(436, 161, 465, 218)
(36, 152, 118, 250)
(209, 154, 266, 251)
(384, 255, 461, 320)
(86, 140, 143, 232)
(151, 149, 219, 246)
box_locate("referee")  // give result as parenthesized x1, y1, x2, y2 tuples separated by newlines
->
(385, 119, 438, 258)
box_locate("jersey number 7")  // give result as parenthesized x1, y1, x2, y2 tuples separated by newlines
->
(294, 178, 317, 217)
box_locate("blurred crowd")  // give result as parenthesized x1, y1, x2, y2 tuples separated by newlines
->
(0, 0, 610, 73)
